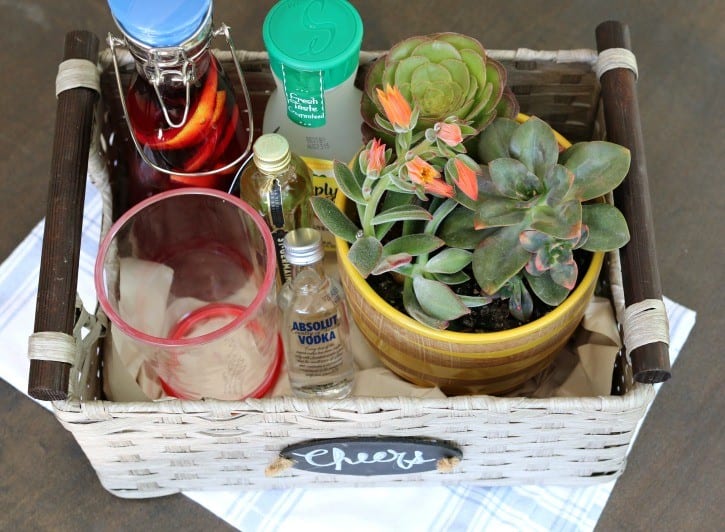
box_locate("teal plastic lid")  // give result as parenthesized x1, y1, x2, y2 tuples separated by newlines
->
(263, 0, 363, 90)
(108, 0, 211, 47)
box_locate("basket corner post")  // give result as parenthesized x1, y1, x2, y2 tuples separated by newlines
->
(594, 21, 672, 384)
(28, 30, 100, 401)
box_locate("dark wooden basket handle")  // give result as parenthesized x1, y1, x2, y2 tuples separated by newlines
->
(28, 31, 100, 400)
(596, 21, 672, 384)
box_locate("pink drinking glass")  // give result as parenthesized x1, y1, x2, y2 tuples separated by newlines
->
(95, 188, 282, 400)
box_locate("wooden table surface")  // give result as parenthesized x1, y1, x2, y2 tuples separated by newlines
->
(1, 1, 722, 530)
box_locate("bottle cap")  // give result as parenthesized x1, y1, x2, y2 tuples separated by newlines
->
(108, 0, 211, 47)
(263, 0, 363, 90)
(253, 134, 293, 175)
(284, 228, 324, 266)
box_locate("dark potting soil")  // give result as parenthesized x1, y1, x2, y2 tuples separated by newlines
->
(366, 251, 592, 333)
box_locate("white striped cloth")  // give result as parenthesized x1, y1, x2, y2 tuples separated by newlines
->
(0, 182, 696, 532)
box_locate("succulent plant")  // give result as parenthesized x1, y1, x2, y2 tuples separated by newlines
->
(465, 116, 632, 320)
(361, 33, 518, 141)
(311, 82, 490, 329)
(313, 31, 631, 330)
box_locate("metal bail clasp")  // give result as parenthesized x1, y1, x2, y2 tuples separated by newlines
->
(146, 47, 194, 129)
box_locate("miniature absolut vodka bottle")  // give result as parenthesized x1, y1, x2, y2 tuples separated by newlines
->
(278, 228, 354, 398)
(241, 133, 313, 285)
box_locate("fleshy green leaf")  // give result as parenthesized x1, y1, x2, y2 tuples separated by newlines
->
(439, 207, 492, 248)
(519, 229, 551, 253)
(427, 198, 458, 235)
(375, 113, 396, 133)
(560, 141, 631, 201)
(394, 264, 418, 278)
(509, 116, 559, 176)
(309, 196, 360, 243)
(386, 36, 429, 64)
(413, 277, 471, 321)
(371, 205, 433, 224)
(371, 253, 413, 275)
(333, 160, 364, 204)
(402, 280, 449, 329)
(496, 89, 520, 119)
(543, 164, 574, 205)
(375, 190, 414, 240)
(506, 277, 534, 322)
(581, 203, 630, 251)
(383, 234, 444, 256)
(472, 225, 530, 294)
(475, 195, 528, 228)
(390, 173, 417, 193)
(432, 271, 470, 285)
(488, 158, 541, 199)
(394, 56, 428, 87)
(481, 60, 506, 115)
(458, 294, 492, 308)
(530, 201, 582, 239)
(477, 118, 518, 162)
(348, 236, 382, 278)
(411, 40, 462, 63)
(524, 270, 571, 306)
(424, 248, 473, 274)
(550, 259, 578, 290)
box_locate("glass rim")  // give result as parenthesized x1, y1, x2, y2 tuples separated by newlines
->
(94, 187, 277, 348)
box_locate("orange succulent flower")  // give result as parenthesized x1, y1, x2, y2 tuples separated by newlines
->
(375, 84, 413, 130)
(435, 122, 463, 147)
(367, 138, 386, 174)
(406, 156, 453, 198)
(453, 158, 479, 200)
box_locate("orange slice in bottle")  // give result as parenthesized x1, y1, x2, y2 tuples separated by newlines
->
(144, 63, 219, 150)
(209, 104, 240, 163)
(182, 91, 228, 173)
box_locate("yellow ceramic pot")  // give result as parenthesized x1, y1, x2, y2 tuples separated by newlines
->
(335, 115, 604, 395)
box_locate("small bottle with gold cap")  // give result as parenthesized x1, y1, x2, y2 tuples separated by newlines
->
(241, 133, 313, 285)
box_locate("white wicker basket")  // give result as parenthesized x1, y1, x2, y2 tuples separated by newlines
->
(54, 383, 654, 498)
(39, 40, 664, 498)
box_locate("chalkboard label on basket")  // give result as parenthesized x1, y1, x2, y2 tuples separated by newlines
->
(280, 437, 462, 476)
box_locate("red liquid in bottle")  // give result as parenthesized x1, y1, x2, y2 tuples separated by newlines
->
(123, 54, 249, 206)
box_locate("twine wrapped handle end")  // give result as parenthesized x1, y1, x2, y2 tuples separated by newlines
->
(595, 21, 671, 384)
(28, 30, 100, 401)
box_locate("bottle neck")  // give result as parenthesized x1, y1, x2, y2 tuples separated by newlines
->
(290, 259, 326, 283)
(120, 12, 213, 87)
(257, 162, 293, 182)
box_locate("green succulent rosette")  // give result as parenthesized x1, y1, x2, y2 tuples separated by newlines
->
(362, 33, 518, 141)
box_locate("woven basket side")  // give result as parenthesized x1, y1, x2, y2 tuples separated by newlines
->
(54, 384, 653, 497)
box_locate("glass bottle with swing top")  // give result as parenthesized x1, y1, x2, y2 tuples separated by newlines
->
(106, 0, 253, 211)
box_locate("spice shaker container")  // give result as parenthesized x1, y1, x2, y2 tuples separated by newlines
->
(262, 0, 364, 163)
(262, 0, 363, 250)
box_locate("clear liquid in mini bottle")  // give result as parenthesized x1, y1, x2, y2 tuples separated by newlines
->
(240, 133, 313, 286)
(278, 228, 354, 399)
